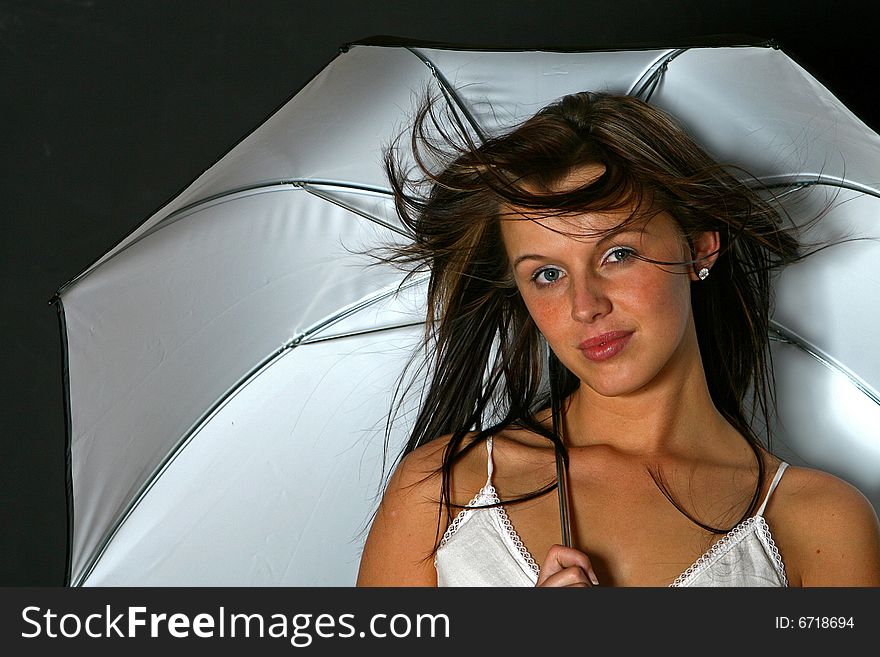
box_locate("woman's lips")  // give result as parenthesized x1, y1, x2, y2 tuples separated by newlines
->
(578, 331, 633, 362)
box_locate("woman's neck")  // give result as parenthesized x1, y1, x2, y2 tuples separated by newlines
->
(563, 355, 735, 460)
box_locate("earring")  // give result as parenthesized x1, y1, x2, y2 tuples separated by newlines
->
(698, 267, 709, 280)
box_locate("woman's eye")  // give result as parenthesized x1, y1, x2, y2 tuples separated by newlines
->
(604, 247, 635, 264)
(532, 267, 564, 286)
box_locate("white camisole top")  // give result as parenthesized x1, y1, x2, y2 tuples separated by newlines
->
(435, 437, 789, 587)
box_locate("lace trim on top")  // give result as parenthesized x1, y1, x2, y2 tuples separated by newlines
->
(437, 484, 541, 576)
(669, 515, 788, 587)
(439, 443, 788, 587)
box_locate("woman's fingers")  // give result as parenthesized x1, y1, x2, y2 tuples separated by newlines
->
(536, 544, 600, 587)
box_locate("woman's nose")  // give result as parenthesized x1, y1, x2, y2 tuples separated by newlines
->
(570, 278, 611, 322)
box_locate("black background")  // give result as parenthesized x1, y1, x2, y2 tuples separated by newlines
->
(2, 0, 877, 586)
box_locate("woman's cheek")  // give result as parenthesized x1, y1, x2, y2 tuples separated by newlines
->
(523, 293, 567, 340)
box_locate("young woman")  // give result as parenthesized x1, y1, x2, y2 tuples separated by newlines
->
(356, 92, 880, 587)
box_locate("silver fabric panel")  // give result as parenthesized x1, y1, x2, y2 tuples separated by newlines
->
(58, 44, 880, 585)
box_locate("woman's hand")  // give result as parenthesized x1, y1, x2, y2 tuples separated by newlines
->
(536, 544, 600, 587)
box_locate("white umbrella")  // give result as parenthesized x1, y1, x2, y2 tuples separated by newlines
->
(52, 40, 880, 586)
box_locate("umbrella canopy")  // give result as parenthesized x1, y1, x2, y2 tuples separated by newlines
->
(53, 40, 880, 586)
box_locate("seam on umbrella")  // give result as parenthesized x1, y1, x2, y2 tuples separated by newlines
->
(769, 322, 880, 407)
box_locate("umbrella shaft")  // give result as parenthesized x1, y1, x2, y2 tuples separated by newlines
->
(556, 450, 573, 547)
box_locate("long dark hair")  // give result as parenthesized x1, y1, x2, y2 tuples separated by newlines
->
(381, 90, 809, 546)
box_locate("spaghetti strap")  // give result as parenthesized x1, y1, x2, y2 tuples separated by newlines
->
(485, 436, 495, 484)
(756, 461, 788, 517)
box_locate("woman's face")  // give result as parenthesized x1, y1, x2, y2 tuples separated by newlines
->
(500, 170, 712, 399)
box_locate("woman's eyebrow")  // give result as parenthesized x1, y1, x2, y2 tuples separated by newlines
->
(512, 253, 547, 268)
(595, 227, 646, 246)
(511, 229, 645, 268)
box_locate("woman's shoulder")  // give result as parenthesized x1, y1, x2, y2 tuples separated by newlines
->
(356, 432, 493, 586)
(773, 463, 877, 522)
(355, 437, 450, 586)
(372, 432, 493, 533)
(390, 432, 491, 498)
(770, 463, 880, 586)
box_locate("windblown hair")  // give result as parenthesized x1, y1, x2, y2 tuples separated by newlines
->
(382, 90, 808, 543)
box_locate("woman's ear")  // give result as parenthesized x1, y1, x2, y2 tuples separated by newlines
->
(689, 230, 720, 281)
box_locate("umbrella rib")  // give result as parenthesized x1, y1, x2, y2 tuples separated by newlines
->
(149, 179, 395, 236)
(289, 274, 429, 346)
(769, 322, 880, 407)
(628, 43, 779, 102)
(759, 175, 880, 200)
(54, 180, 400, 298)
(406, 47, 488, 143)
(298, 182, 410, 237)
(135, 179, 398, 243)
(299, 320, 427, 345)
(627, 48, 688, 100)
